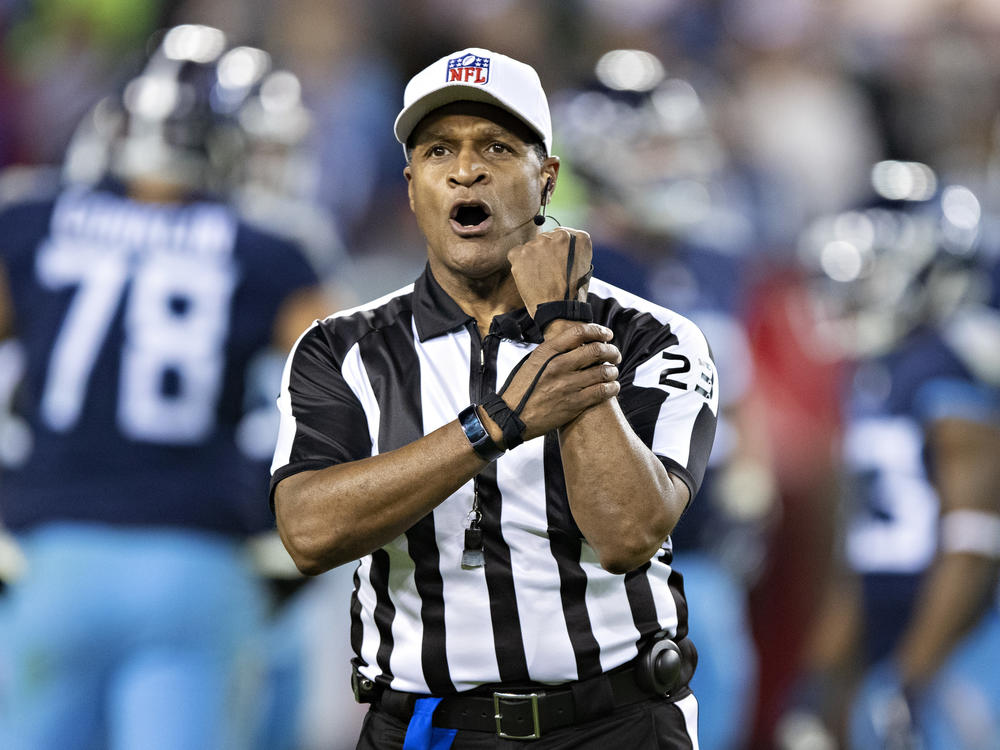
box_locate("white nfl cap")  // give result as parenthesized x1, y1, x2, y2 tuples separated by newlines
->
(394, 47, 552, 155)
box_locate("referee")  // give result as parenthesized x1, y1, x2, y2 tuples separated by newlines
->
(270, 47, 718, 749)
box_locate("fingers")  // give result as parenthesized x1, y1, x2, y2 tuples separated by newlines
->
(576, 374, 621, 406)
(557, 340, 622, 371)
(508, 228, 592, 276)
(499, 320, 620, 439)
(518, 334, 620, 408)
(540, 324, 621, 372)
(542, 322, 615, 352)
(527, 226, 590, 244)
(508, 227, 594, 314)
(513, 357, 619, 439)
(567, 361, 621, 398)
(541, 226, 590, 242)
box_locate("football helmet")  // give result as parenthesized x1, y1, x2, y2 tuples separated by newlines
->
(798, 160, 989, 359)
(236, 68, 315, 201)
(106, 25, 264, 194)
(229, 67, 352, 280)
(552, 49, 733, 239)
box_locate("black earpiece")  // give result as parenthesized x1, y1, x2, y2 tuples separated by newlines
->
(533, 177, 553, 226)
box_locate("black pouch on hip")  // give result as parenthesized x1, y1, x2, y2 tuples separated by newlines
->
(635, 632, 698, 696)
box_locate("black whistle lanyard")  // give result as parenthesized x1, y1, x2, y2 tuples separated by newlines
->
(458, 250, 584, 571)
(462, 324, 500, 570)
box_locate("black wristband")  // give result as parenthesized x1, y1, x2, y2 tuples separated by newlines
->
(481, 393, 527, 451)
(458, 404, 504, 461)
(533, 300, 594, 333)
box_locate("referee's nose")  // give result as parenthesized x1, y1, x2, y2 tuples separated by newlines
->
(449, 144, 489, 189)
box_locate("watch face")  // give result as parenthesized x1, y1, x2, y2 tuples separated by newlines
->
(459, 405, 503, 461)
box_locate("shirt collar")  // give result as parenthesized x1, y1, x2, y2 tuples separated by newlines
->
(412, 263, 542, 344)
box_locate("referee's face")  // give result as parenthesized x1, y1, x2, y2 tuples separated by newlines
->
(405, 102, 555, 289)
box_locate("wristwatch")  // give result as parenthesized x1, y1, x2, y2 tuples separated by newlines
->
(459, 404, 504, 462)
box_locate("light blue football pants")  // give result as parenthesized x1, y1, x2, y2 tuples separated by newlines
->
(678, 553, 759, 750)
(0, 522, 267, 750)
(850, 603, 1000, 749)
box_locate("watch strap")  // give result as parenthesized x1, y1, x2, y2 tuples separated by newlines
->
(459, 404, 504, 462)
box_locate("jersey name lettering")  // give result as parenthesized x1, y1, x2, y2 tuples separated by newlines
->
(36, 194, 237, 444)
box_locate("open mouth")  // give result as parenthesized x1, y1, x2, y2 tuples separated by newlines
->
(450, 201, 492, 234)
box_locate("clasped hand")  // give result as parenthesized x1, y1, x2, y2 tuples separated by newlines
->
(508, 227, 592, 314)
(494, 228, 620, 442)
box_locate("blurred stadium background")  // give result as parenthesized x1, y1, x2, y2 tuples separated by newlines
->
(2, 1, 1000, 748)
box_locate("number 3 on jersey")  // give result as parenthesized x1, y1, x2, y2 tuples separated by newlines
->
(36, 237, 235, 444)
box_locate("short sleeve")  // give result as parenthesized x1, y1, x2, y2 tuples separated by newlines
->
(268, 323, 374, 507)
(619, 312, 719, 499)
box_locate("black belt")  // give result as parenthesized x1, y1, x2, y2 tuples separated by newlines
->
(354, 662, 682, 741)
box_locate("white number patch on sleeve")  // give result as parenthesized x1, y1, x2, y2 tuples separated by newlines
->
(634, 346, 718, 412)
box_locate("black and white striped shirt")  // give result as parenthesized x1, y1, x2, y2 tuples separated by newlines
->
(270, 266, 718, 694)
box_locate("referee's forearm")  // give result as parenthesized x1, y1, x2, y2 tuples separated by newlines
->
(558, 399, 686, 574)
(274, 420, 488, 574)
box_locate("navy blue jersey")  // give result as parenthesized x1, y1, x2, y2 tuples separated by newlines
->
(0, 182, 319, 536)
(841, 328, 1000, 663)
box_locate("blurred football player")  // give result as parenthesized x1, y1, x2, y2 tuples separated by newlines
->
(225, 59, 365, 750)
(782, 161, 1000, 749)
(553, 49, 777, 750)
(0, 24, 329, 750)
(233, 65, 355, 285)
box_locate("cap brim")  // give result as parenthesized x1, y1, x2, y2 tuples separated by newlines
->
(394, 84, 548, 152)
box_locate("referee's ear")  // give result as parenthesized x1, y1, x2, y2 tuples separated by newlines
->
(540, 156, 559, 203)
(404, 164, 415, 213)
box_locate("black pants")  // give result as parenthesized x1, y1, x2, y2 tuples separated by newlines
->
(354, 694, 699, 749)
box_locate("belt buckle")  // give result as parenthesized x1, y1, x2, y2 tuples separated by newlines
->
(493, 691, 542, 740)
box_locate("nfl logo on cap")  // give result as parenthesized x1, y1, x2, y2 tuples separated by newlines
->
(394, 47, 553, 155)
(447, 53, 490, 85)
